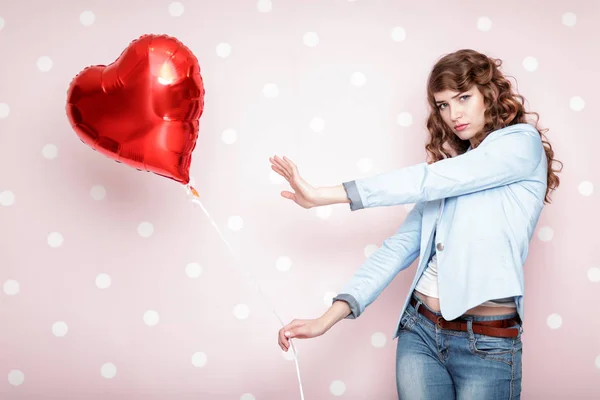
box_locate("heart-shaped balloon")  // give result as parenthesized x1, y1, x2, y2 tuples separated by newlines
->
(66, 34, 205, 185)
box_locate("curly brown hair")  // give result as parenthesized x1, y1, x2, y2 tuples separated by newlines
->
(424, 49, 562, 204)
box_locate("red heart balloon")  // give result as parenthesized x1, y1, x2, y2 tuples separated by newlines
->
(66, 34, 205, 185)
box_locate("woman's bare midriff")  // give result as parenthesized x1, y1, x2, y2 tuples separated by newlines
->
(414, 290, 516, 317)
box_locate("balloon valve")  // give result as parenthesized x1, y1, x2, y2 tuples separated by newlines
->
(184, 182, 200, 199)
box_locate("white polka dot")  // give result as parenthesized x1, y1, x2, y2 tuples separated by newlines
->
(0, 190, 15, 206)
(282, 347, 297, 360)
(578, 181, 593, 196)
(303, 32, 319, 47)
(241, 394, 256, 400)
(47, 232, 64, 248)
(95, 273, 111, 289)
(396, 112, 413, 127)
(371, 332, 387, 348)
(357, 158, 373, 173)
(186, 262, 202, 278)
(546, 313, 562, 329)
(323, 291, 337, 306)
(309, 117, 325, 133)
(477, 16, 493, 31)
(52, 321, 68, 337)
(143, 310, 160, 326)
(276, 256, 292, 272)
(390, 26, 406, 41)
(562, 12, 576, 27)
(216, 43, 232, 58)
(0, 17, 4, 31)
(41, 144, 58, 160)
(595, 355, 600, 369)
(570, 96, 585, 111)
(364, 244, 378, 258)
(350, 72, 366, 87)
(101, 363, 116, 379)
(221, 128, 237, 144)
(537, 226, 554, 242)
(191, 352, 207, 367)
(316, 205, 332, 219)
(37, 56, 53, 72)
(168, 2, 184, 17)
(8, 370, 24, 386)
(522, 56, 538, 72)
(269, 170, 285, 184)
(588, 267, 600, 283)
(330, 380, 346, 396)
(90, 185, 106, 200)
(228, 216, 244, 231)
(234, 304, 250, 319)
(0, 103, 10, 118)
(263, 83, 279, 98)
(80, 11, 95, 26)
(3, 279, 19, 295)
(137, 222, 154, 238)
(257, 0, 272, 13)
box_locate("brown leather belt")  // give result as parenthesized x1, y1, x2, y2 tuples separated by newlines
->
(410, 297, 520, 338)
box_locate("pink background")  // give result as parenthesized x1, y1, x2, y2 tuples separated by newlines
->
(1, 0, 599, 399)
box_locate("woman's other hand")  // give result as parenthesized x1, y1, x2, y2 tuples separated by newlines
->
(278, 318, 328, 352)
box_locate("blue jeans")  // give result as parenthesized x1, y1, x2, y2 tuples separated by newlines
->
(396, 295, 523, 399)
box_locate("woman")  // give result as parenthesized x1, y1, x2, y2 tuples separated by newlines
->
(270, 49, 561, 399)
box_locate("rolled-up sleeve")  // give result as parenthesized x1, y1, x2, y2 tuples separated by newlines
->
(342, 180, 364, 211)
(331, 293, 361, 319)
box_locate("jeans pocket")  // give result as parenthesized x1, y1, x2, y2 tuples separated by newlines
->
(468, 334, 519, 365)
(397, 310, 417, 334)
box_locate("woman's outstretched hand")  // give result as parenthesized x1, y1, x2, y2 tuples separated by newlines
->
(269, 155, 320, 209)
(278, 318, 328, 352)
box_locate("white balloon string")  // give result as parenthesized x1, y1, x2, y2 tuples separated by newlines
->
(184, 183, 305, 400)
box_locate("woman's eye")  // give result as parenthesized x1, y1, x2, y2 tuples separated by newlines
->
(460, 95, 471, 101)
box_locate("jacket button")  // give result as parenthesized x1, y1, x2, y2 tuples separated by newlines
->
(436, 243, 444, 251)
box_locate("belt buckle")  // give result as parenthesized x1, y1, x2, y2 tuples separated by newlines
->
(436, 316, 443, 328)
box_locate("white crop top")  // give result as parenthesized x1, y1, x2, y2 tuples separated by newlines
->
(415, 250, 516, 308)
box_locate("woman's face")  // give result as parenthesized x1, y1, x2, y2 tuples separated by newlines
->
(434, 86, 487, 147)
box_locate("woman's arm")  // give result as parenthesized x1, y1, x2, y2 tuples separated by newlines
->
(346, 125, 544, 209)
(271, 124, 544, 210)
(278, 202, 424, 351)
(332, 201, 425, 318)
(315, 185, 350, 206)
(319, 300, 352, 330)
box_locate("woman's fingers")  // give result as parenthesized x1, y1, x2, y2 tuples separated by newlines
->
(281, 191, 296, 201)
(278, 319, 304, 351)
(278, 328, 288, 351)
(269, 157, 288, 176)
(270, 164, 290, 181)
(282, 156, 299, 175)
(269, 155, 286, 172)
(273, 155, 294, 178)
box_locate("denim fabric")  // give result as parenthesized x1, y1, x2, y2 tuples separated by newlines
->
(395, 294, 523, 400)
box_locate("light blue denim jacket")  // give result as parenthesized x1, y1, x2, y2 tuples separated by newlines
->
(332, 123, 548, 339)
